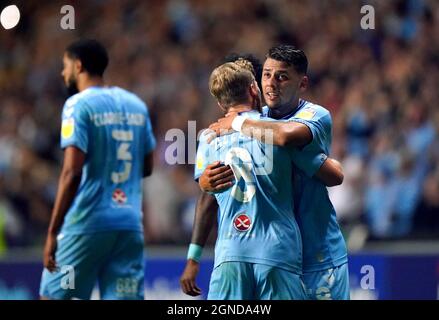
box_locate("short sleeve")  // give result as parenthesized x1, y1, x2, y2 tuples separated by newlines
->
(289, 148, 328, 177)
(60, 97, 89, 153)
(285, 104, 333, 177)
(288, 105, 332, 154)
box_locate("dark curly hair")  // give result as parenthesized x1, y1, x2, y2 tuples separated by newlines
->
(66, 39, 109, 77)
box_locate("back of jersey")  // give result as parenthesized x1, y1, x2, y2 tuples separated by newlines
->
(195, 112, 302, 274)
(60, 86, 156, 235)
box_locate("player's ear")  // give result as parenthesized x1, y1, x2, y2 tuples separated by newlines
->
(299, 75, 308, 92)
(74, 59, 84, 74)
(249, 81, 259, 98)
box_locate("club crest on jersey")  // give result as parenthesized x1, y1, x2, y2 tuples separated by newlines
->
(112, 189, 127, 204)
(233, 213, 251, 232)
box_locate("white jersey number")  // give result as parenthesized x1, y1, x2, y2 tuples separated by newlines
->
(111, 129, 133, 184)
(225, 147, 256, 203)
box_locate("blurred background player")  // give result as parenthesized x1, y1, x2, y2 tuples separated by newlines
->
(39, 39, 156, 300)
(208, 45, 349, 300)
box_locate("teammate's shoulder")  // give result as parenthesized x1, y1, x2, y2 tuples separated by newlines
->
(198, 129, 216, 144)
(245, 110, 262, 117)
(302, 100, 329, 114)
(114, 86, 149, 109)
(297, 100, 331, 120)
(240, 110, 262, 122)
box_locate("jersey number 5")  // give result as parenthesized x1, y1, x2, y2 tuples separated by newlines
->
(111, 129, 133, 184)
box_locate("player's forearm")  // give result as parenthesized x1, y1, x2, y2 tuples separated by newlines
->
(191, 192, 218, 246)
(47, 169, 82, 235)
(315, 158, 344, 187)
(241, 119, 310, 147)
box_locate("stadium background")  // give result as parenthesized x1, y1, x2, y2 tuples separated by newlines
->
(0, 0, 438, 299)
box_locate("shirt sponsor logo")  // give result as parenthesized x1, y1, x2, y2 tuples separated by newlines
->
(233, 213, 251, 232)
(112, 189, 127, 204)
(196, 156, 203, 170)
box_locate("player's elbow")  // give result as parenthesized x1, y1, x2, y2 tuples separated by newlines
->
(328, 172, 344, 187)
(325, 169, 344, 187)
(277, 127, 295, 147)
(143, 153, 154, 177)
(336, 171, 344, 185)
(328, 159, 344, 186)
(143, 166, 153, 177)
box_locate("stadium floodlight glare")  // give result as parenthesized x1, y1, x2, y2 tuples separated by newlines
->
(1, 5, 20, 30)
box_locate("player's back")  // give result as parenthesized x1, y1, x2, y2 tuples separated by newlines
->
(60, 86, 156, 235)
(197, 111, 302, 274)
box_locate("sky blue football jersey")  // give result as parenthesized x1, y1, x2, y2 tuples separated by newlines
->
(263, 99, 348, 272)
(195, 111, 303, 274)
(59, 86, 156, 235)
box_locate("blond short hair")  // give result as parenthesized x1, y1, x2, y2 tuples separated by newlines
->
(209, 60, 255, 109)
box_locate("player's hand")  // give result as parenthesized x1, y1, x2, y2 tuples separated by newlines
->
(199, 161, 234, 193)
(180, 259, 202, 296)
(207, 112, 239, 142)
(43, 233, 58, 273)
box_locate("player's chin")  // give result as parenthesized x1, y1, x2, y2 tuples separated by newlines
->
(264, 96, 279, 107)
(265, 101, 279, 109)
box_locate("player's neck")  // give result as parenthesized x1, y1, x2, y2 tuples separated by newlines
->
(227, 104, 254, 114)
(269, 98, 300, 119)
(78, 76, 105, 92)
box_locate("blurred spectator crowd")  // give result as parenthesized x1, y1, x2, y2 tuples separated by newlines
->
(0, 0, 438, 253)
